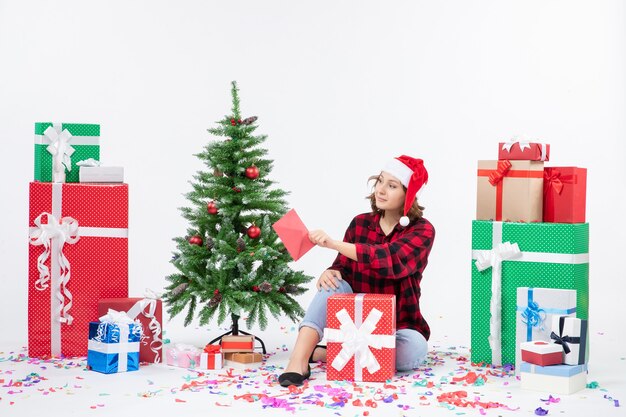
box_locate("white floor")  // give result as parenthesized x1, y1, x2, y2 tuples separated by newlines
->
(2, 327, 624, 417)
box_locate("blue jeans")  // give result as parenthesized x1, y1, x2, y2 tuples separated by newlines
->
(300, 279, 428, 372)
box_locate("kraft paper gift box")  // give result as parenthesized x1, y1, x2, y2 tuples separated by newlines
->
(476, 160, 544, 222)
(87, 314, 142, 374)
(470, 221, 589, 366)
(200, 345, 223, 370)
(520, 362, 587, 395)
(34, 122, 100, 183)
(223, 352, 262, 369)
(28, 182, 129, 358)
(220, 335, 255, 353)
(543, 167, 587, 223)
(498, 141, 550, 161)
(550, 316, 588, 365)
(324, 293, 396, 382)
(166, 344, 202, 368)
(98, 295, 163, 363)
(515, 287, 576, 369)
(520, 341, 564, 367)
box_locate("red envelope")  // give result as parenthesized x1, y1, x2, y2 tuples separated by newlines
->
(272, 209, 315, 261)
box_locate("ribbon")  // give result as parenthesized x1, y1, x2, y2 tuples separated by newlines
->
(521, 289, 546, 341)
(477, 161, 543, 221)
(324, 294, 395, 380)
(487, 160, 512, 186)
(44, 124, 75, 183)
(471, 222, 589, 366)
(76, 158, 101, 167)
(123, 289, 163, 363)
(204, 344, 221, 354)
(29, 212, 79, 330)
(550, 331, 577, 355)
(28, 182, 129, 357)
(551, 316, 587, 364)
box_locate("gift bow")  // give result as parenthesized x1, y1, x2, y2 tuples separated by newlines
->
(29, 212, 80, 325)
(474, 242, 521, 272)
(521, 300, 546, 329)
(100, 308, 135, 325)
(76, 158, 101, 167)
(44, 124, 75, 183)
(550, 331, 580, 355)
(488, 160, 512, 186)
(327, 308, 395, 375)
(204, 344, 221, 354)
(544, 170, 569, 195)
(501, 140, 531, 153)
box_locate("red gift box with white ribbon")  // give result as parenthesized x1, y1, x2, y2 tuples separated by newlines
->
(98, 293, 163, 363)
(325, 293, 396, 382)
(28, 182, 129, 358)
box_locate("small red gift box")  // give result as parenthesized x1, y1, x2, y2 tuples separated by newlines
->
(28, 182, 129, 358)
(543, 167, 587, 223)
(221, 335, 254, 352)
(325, 293, 396, 382)
(498, 141, 550, 161)
(521, 341, 563, 366)
(98, 296, 163, 363)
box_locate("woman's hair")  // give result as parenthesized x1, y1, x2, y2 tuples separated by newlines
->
(366, 174, 425, 221)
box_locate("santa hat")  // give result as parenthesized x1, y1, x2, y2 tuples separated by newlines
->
(381, 155, 428, 226)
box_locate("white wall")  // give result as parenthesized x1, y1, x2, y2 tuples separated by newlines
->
(1, 1, 624, 352)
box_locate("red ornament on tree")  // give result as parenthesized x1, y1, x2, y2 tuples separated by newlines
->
(247, 224, 261, 239)
(189, 235, 203, 246)
(232, 186, 241, 193)
(279, 287, 286, 293)
(252, 285, 260, 292)
(230, 118, 236, 126)
(207, 200, 218, 215)
(245, 164, 260, 179)
(214, 289, 220, 296)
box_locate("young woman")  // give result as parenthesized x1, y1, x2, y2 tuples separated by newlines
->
(278, 155, 436, 387)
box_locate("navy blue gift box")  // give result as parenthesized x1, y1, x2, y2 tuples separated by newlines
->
(87, 321, 142, 374)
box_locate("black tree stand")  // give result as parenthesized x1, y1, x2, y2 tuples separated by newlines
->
(209, 313, 267, 354)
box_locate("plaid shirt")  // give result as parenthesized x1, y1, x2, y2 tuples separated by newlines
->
(328, 212, 435, 340)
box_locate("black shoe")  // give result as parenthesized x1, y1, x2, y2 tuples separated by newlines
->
(278, 364, 311, 387)
(308, 344, 327, 363)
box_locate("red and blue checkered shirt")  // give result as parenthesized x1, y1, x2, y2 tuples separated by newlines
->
(328, 212, 435, 340)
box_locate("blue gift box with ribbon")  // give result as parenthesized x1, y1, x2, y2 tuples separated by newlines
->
(87, 315, 142, 374)
(515, 287, 576, 371)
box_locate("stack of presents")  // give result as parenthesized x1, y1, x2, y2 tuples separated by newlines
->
(26, 122, 262, 374)
(471, 140, 589, 394)
(165, 335, 263, 370)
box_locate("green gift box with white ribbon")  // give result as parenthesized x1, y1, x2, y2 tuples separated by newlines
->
(470, 220, 589, 367)
(34, 122, 100, 183)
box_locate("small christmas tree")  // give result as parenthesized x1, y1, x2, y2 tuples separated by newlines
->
(164, 81, 313, 333)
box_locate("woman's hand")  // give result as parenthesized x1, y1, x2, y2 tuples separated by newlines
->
(316, 269, 343, 291)
(309, 229, 336, 249)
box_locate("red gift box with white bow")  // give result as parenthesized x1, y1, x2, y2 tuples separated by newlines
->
(28, 182, 129, 358)
(98, 295, 163, 363)
(324, 293, 396, 382)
